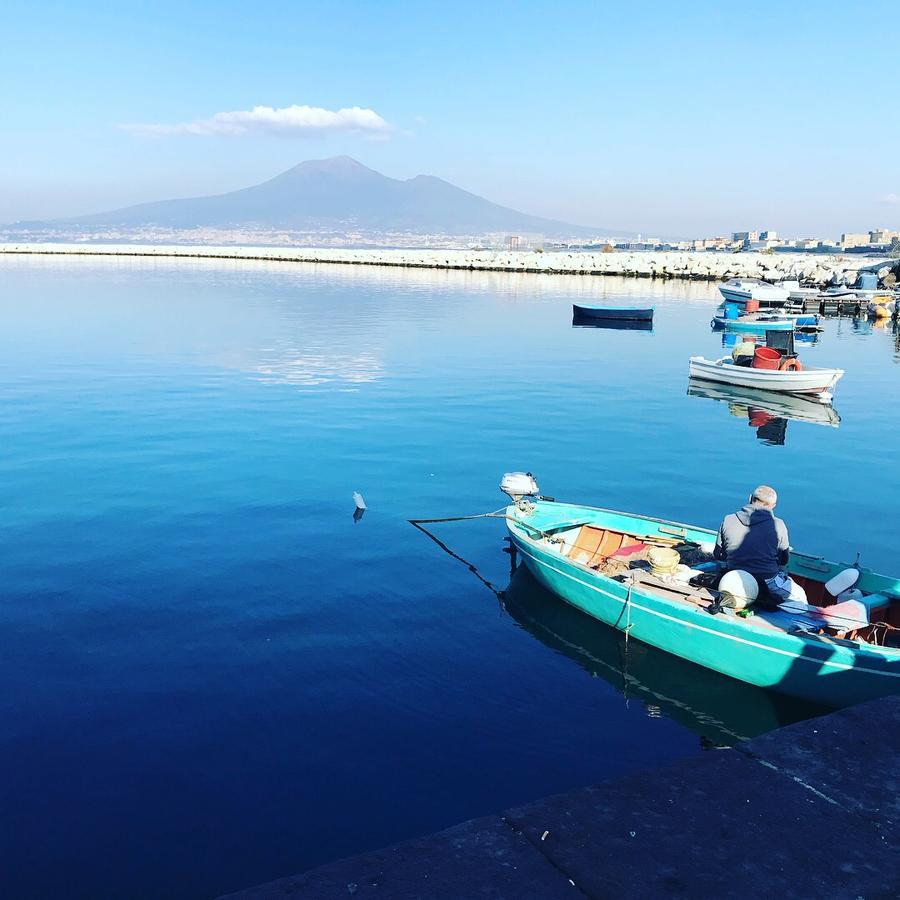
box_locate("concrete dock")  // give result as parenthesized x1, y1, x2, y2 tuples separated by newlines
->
(220, 696, 899, 899)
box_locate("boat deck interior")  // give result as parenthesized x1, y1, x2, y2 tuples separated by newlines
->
(536, 522, 900, 649)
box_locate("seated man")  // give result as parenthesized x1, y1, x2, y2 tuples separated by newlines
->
(714, 485, 799, 609)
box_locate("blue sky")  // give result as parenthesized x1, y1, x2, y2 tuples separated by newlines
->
(3, 0, 898, 236)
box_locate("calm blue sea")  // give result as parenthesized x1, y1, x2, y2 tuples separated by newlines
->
(1, 256, 898, 899)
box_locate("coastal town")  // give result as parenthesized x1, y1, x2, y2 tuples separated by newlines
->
(553, 227, 900, 255)
(3, 223, 898, 257)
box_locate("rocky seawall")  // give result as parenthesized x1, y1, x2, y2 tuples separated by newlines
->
(1, 242, 895, 286)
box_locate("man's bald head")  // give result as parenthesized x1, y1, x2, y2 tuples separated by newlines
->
(750, 485, 777, 509)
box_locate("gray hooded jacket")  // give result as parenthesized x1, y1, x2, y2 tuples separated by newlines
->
(713, 504, 789, 577)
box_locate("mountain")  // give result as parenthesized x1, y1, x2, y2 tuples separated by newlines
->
(21, 157, 617, 238)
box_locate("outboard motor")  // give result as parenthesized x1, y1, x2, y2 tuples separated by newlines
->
(500, 472, 540, 503)
(500, 473, 543, 515)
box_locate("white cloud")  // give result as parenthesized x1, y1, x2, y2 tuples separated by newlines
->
(121, 104, 390, 139)
(881, 192, 900, 204)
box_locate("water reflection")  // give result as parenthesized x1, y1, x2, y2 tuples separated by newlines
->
(254, 351, 383, 387)
(686, 379, 840, 445)
(502, 564, 825, 745)
(572, 312, 654, 331)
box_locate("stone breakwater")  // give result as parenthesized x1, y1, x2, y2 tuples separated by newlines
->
(0, 242, 892, 285)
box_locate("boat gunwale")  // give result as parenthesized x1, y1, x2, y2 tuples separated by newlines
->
(572, 304, 655, 312)
(689, 355, 845, 378)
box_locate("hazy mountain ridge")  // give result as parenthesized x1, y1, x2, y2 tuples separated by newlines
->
(15, 157, 621, 238)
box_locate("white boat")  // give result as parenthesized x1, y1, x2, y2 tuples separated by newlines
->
(779, 280, 819, 302)
(688, 356, 844, 402)
(718, 278, 789, 307)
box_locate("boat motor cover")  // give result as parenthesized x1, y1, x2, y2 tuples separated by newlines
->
(825, 567, 859, 598)
(500, 472, 539, 500)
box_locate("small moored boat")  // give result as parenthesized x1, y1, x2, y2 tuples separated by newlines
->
(501, 474, 900, 707)
(572, 304, 654, 322)
(711, 314, 795, 332)
(688, 355, 843, 401)
(718, 279, 790, 307)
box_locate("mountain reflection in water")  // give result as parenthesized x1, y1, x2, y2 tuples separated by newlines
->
(501, 563, 827, 746)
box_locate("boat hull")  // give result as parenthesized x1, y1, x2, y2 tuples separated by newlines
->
(507, 502, 900, 707)
(719, 280, 789, 307)
(688, 356, 843, 399)
(572, 304, 654, 321)
(712, 316, 794, 332)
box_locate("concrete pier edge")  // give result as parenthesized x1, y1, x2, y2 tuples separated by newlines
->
(218, 696, 900, 899)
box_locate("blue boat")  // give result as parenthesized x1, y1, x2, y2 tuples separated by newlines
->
(572, 304, 654, 322)
(500, 476, 900, 707)
(786, 313, 820, 328)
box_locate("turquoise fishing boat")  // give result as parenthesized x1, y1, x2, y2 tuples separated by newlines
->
(711, 314, 795, 332)
(500, 474, 900, 707)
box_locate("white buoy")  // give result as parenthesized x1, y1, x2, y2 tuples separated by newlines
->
(352, 491, 366, 510)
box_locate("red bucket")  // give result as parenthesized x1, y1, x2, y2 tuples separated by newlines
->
(752, 346, 781, 369)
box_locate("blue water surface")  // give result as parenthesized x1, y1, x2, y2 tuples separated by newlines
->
(1, 256, 897, 899)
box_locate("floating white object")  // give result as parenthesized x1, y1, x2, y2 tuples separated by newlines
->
(825, 567, 859, 598)
(500, 472, 539, 502)
(352, 491, 366, 510)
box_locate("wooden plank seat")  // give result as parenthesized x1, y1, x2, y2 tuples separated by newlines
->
(567, 525, 644, 569)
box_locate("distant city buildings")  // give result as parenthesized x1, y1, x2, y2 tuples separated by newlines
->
(2, 222, 897, 256)
(869, 228, 899, 245)
(541, 225, 898, 255)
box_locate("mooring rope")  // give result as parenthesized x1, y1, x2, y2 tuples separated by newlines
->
(407, 506, 509, 527)
(408, 518, 506, 600)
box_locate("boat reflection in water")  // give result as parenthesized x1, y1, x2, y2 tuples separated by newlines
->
(687, 378, 840, 446)
(572, 311, 653, 331)
(502, 563, 825, 746)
